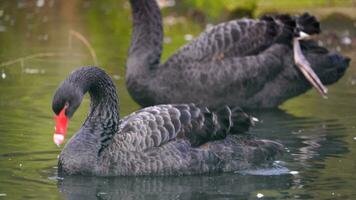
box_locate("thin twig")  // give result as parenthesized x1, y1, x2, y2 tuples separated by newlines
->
(69, 30, 98, 65)
(0, 52, 70, 68)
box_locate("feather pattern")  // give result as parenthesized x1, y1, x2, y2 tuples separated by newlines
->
(126, 0, 350, 109)
(54, 67, 283, 176)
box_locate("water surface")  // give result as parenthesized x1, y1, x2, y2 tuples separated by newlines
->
(0, 1, 355, 199)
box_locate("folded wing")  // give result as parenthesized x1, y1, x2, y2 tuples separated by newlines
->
(114, 104, 251, 152)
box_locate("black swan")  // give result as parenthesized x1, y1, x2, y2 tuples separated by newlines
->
(52, 66, 283, 176)
(126, 0, 350, 109)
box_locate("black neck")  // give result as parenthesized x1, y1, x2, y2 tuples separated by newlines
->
(127, 0, 163, 75)
(67, 67, 120, 135)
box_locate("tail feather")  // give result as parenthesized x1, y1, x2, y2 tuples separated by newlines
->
(207, 106, 252, 137)
(229, 106, 252, 134)
(261, 12, 320, 42)
(177, 104, 252, 147)
(295, 13, 320, 35)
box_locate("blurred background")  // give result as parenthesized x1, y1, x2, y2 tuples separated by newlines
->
(0, 0, 355, 199)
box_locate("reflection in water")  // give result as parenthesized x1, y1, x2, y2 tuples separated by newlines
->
(0, 0, 355, 199)
(250, 109, 350, 199)
(251, 109, 348, 165)
(58, 172, 296, 200)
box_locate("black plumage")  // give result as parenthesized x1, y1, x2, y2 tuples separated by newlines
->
(53, 67, 283, 176)
(126, 0, 350, 109)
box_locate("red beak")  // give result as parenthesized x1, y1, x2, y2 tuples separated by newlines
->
(53, 107, 68, 146)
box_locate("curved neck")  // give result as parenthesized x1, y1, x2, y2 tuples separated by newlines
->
(127, 0, 163, 76)
(67, 67, 120, 134)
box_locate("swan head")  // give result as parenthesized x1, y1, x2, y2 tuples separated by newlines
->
(52, 81, 84, 146)
(52, 81, 84, 118)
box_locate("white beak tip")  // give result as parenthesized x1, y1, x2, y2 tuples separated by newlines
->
(53, 134, 64, 147)
(298, 31, 311, 40)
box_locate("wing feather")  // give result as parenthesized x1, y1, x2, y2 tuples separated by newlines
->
(114, 104, 251, 152)
(163, 13, 319, 66)
(164, 19, 279, 64)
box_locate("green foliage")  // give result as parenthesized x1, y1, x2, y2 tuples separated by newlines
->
(179, 0, 354, 19)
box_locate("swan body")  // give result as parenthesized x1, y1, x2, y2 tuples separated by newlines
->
(52, 67, 283, 176)
(126, 0, 350, 109)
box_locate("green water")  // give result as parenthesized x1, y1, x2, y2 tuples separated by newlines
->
(0, 1, 355, 199)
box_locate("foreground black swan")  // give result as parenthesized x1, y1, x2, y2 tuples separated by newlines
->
(126, 0, 350, 109)
(52, 66, 283, 176)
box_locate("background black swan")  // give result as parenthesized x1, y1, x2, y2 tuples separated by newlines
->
(126, 0, 350, 109)
(52, 66, 283, 176)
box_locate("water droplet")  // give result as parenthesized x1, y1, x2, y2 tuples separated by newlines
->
(251, 117, 259, 122)
(36, 0, 45, 7)
(256, 193, 264, 198)
(19, 163, 22, 167)
(274, 160, 282, 164)
(289, 170, 299, 175)
(184, 34, 193, 41)
(341, 36, 352, 45)
(353, 136, 356, 140)
(0, 194, 7, 197)
(97, 192, 107, 195)
(1, 70, 6, 79)
(112, 75, 120, 80)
